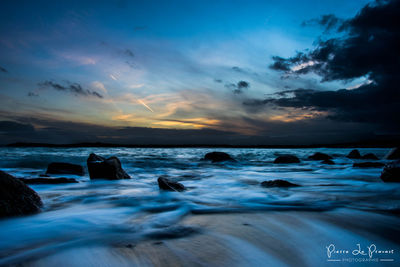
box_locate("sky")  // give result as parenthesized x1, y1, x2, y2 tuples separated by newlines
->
(0, 0, 399, 145)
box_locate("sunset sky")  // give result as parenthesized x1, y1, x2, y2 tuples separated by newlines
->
(0, 0, 399, 145)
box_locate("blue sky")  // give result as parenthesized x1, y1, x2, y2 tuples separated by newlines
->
(1, 0, 389, 144)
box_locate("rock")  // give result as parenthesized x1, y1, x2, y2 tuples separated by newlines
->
(353, 162, 384, 168)
(261, 179, 299, 187)
(87, 153, 130, 180)
(346, 149, 362, 159)
(385, 147, 400, 160)
(308, 152, 332, 161)
(46, 162, 84, 176)
(0, 170, 42, 218)
(204, 152, 235, 163)
(380, 160, 400, 182)
(145, 225, 198, 239)
(273, 155, 300, 164)
(157, 176, 185, 192)
(19, 177, 78, 184)
(322, 159, 335, 165)
(361, 153, 379, 160)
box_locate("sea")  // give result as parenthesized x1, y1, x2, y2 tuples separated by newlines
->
(0, 147, 399, 266)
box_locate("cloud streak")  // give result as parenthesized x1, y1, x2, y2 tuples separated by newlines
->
(0, 66, 7, 73)
(38, 81, 103, 98)
(28, 92, 39, 97)
(225, 80, 250, 94)
(301, 14, 343, 32)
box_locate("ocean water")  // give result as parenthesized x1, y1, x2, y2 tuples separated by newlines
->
(0, 147, 399, 266)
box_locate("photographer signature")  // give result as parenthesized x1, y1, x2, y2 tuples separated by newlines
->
(326, 244, 394, 259)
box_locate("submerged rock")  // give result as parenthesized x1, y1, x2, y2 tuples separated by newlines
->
(204, 152, 235, 163)
(145, 225, 198, 239)
(87, 153, 130, 180)
(19, 177, 78, 184)
(361, 153, 379, 160)
(321, 159, 335, 165)
(380, 160, 400, 182)
(157, 176, 185, 192)
(353, 162, 384, 168)
(308, 152, 332, 161)
(0, 170, 42, 218)
(261, 179, 299, 187)
(46, 162, 84, 176)
(273, 155, 300, 164)
(385, 147, 400, 160)
(346, 149, 362, 159)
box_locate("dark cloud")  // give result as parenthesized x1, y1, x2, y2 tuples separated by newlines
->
(0, 121, 35, 134)
(225, 80, 250, 94)
(214, 78, 223, 83)
(271, 0, 400, 82)
(123, 49, 134, 58)
(27, 92, 39, 97)
(38, 81, 103, 98)
(121, 49, 135, 68)
(264, 0, 400, 130)
(269, 56, 291, 72)
(0, 66, 7, 73)
(244, 83, 400, 128)
(99, 42, 135, 68)
(125, 61, 135, 68)
(238, 81, 249, 89)
(302, 14, 343, 32)
(232, 66, 244, 73)
(231, 66, 260, 77)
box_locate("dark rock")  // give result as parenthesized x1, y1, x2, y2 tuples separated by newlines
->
(361, 153, 379, 160)
(261, 179, 300, 187)
(157, 176, 185, 192)
(87, 153, 130, 180)
(308, 152, 333, 161)
(346, 149, 362, 159)
(19, 177, 78, 184)
(204, 152, 235, 163)
(321, 159, 335, 165)
(353, 162, 385, 168)
(0, 170, 43, 218)
(39, 174, 50, 177)
(385, 147, 400, 160)
(273, 155, 300, 164)
(380, 160, 400, 182)
(46, 162, 84, 176)
(145, 225, 198, 239)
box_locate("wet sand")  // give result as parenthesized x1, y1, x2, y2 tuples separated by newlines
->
(18, 209, 400, 267)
